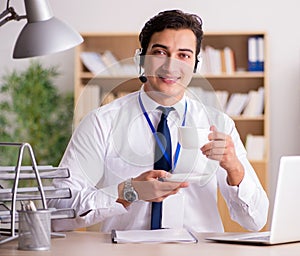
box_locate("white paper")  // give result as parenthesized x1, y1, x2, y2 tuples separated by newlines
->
(112, 228, 197, 243)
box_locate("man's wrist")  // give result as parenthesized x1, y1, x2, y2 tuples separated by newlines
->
(117, 179, 139, 207)
(227, 162, 245, 186)
(117, 182, 131, 207)
(123, 178, 139, 202)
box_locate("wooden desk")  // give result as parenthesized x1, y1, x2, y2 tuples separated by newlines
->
(1, 231, 300, 256)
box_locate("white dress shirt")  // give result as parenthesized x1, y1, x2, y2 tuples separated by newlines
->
(49, 88, 269, 233)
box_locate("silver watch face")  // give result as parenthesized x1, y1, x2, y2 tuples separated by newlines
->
(124, 190, 137, 202)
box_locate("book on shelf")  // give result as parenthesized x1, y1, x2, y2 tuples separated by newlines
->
(245, 134, 265, 160)
(203, 45, 222, 75)
(200, 46, 235, 75)
(223, 47, 235, 74)
(248, 36, 264, 72)
(80, 51, 137, 76)
(220, 87, 264, 117)
(80, 52, 109, 75)
(101, 50, 122, 76)
(257, 36, 264, 71)
(242, 87, 264, 117)
(225, 93, 249, 116)
(188, 87, 264, 117)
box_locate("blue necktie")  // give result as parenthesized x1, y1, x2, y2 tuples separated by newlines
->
(151, 106, 173, 230)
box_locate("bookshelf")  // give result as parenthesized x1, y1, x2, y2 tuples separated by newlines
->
(74, 32, 269, 232)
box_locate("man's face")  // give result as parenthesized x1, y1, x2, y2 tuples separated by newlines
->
(143, 28, 196, 105)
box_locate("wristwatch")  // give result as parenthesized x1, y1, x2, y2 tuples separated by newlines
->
(123, 178, 139, 203)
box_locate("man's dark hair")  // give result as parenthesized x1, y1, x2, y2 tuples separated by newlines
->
(139, 9, 203, 70)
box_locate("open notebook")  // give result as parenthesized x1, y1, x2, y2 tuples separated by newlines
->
(206, 156, 300, 245)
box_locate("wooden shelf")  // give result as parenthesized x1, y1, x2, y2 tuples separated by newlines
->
(198, 72, 264, 78)
(231, 115, 264, 121)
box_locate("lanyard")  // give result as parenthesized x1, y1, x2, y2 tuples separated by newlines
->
(138, 92, 187, 171)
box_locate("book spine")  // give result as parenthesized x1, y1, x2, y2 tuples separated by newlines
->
(257, 37, 264, 72)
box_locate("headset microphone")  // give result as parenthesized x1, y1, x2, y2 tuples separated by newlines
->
(139, 75, 147, 83)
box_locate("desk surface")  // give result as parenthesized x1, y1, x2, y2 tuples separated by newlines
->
(1, 231, 300, 256)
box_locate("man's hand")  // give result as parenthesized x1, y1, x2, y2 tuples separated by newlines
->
(201, 125, 244, 186)
(132, 170, 189, 202)
(117, 170, 189, 207)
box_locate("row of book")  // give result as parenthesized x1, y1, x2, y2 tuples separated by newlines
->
(199, 36, 264, 75)
(225, 87, 264, 116)
(80, 51, 138, 76)
(81, 38, 264, 76)
(188, 86, 264, 117)
(199, 46, 235, 75)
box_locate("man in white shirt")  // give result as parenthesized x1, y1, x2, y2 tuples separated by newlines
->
(49, 9, 268, 232)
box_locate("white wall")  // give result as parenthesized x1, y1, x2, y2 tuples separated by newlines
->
(1, 0, 300, 208)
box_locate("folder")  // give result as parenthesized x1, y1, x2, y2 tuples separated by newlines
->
(248, 36, 264, 72)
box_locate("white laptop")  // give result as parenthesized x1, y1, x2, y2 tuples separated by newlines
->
(206, 156, 300, 245)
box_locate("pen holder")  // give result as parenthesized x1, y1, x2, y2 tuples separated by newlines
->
(18, 209, 51, 251)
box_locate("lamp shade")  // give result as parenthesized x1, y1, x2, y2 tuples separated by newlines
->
(13, 0, 83, 58)
(13, 17, 83, 58)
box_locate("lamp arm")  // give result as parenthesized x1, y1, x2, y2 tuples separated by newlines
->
(0, 6, 26, 27)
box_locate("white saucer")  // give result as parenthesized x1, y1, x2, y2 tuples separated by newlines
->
(162, 173, 211, 183)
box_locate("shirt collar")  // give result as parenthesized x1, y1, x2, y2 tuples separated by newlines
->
(139, 85, 186, 119)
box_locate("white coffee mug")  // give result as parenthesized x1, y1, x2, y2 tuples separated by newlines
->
(178, 126, 211, 149)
